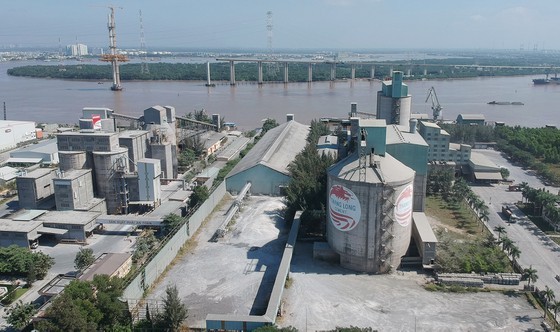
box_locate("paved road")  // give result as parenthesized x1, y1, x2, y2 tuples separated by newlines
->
(470, 149, 560, 298)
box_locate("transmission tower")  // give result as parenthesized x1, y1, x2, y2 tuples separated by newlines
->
(266, 11, 273, 57)
(99, 6, 129, 91)
(266, 11, 279, 78)
(139, 9, 149, 75)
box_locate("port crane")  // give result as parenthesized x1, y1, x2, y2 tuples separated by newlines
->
(425, 86, 442, 121)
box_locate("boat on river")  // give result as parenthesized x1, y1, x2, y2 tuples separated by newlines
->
(487, 101, 524, 105)
(533, 78, 550, 85)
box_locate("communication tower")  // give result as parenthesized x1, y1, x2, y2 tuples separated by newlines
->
(99, 6, 129, 91)
(139, 9, 149, 75)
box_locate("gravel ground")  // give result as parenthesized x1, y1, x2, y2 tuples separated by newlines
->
(279, 242, 543, 331)
(147, 195, 288, 329)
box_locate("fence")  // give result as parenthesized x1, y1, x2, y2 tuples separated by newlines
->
(123, 181, 227, 313)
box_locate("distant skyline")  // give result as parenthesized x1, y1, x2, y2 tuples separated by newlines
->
(2, 1, 560, 51)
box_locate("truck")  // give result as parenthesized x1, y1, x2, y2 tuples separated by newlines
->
(501, 205, 518, 223)
(508, 185, 521, 192)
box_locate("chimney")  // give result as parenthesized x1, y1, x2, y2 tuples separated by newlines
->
(212, 114, 221, 132)
(286, 114, 294, 122)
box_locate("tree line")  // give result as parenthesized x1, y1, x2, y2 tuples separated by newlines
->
(7, 58, 551, 83)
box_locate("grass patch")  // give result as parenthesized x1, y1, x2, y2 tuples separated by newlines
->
(551, 237, 560, 245)
(424, 283, 491, 293)
(426, 196, 486, 240)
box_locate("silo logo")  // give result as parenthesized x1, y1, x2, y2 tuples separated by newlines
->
(329, 185, 361, 232)
(394, 184, 413, 227)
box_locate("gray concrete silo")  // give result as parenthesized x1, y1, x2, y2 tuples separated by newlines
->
(327, 152, 415, 273)
(59, 151, 89, 171)
(93, 147, 129, 214)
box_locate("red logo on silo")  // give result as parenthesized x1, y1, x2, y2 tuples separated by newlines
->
(329, 185, 361, 232)
(394, 184, 413, 227)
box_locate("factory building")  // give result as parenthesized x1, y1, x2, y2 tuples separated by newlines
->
(118, 130, 150, 172)
(137, 158, 161, 206)
(16, 168, 56, 210)
(53, 169, 95, 211)
(376, 71, 411, 126)
(418, 121, 471, 165)
(8, 139, 59, 166)
(327, 119, 416, 273)
(0, 219, 42, 248)
(0, 120, 37, 152)
(36, 211, 100, 242)
(456, 114, 485, 126)
(226, 119, 309, 195)
(324, 76, 439, 273)
(385, 120, 429, 211)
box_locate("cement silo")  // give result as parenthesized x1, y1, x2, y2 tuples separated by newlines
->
(326, 120, 415, 273)
(376, 71, 411, 125)
(59, 151, 89, 171)
(93, 147, 129, 214)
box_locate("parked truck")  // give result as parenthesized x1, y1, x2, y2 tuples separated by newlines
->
(501, 205, 517, 223)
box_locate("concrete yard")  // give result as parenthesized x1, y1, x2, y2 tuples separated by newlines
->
(279, 243, 543, 331)
(147, 195, 289, 329)
(146, 193, 544, 331)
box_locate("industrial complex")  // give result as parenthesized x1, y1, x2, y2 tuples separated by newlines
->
(0, 71, 535, 331)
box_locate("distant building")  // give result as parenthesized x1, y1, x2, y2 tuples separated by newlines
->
(0, 120, 37, 152)
(66, 44, 88, 57)
(456, 114, 485, 126)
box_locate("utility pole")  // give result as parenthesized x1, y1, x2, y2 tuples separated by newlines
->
(3, 102, 6, 120)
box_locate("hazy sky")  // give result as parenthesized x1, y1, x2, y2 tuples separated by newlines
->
(2, 0, 560, 50)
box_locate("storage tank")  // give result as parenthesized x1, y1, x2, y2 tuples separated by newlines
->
(327, 152, 415, 273)
(58, 151, 89, 171)
(93, 147, 129, 214)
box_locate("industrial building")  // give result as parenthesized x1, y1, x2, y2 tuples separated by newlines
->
(0, 219, 42, 248)
(456, 114, 486, 126)
(467, 151, 503, 182)
(418, 121, 471, 165)
(376, 71, 411, 125)
(0, 120, 37, 152)
(226, 119, 309, 195)
(0, 166, 19, 186)
(16, 168, 56, 210)
(52, 169, 96, 211)
(8, 139, 59, 166)
(324, 73, 438, 273)
(79, 252, 133, 281)
(327, 119, 416, 273)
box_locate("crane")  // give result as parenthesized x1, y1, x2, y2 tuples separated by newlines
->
(425, 86, 442, 121)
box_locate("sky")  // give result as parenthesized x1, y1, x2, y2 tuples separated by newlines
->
(2, 0, 560, 51)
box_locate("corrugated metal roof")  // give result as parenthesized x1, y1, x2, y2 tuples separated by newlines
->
(474, 172, 503, 180)
(227, 121, 309, 178)
(412, 212, 438, 243)
(458, 114, 485, 120)
(386, 125, 428, 147)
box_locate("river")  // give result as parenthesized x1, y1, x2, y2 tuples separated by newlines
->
(1, 60, 559, 130)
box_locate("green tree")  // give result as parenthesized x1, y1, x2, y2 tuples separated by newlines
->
(189, 185, 209, 208)
(6, 301, 36, 331)
(551, 300, 560, 329)
(157, 284, 188, 332)
(542, 286, 555, 318)
(493, 226, 506, 240)
(523, 265, 538, 288)
(500, 167, 510, 180)
(36, 277, 130, 331)
(261, 118, 279, 134)
(74, 247, 96, 271)
(163, 213, 183, 234)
